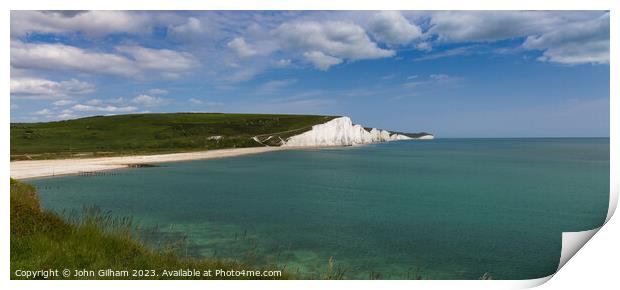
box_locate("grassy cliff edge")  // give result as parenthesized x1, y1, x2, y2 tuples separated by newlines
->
(10, 179, 291, 280)
(11, 113, 337, 160)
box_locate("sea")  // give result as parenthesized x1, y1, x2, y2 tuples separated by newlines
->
(29, 138, 610, 279)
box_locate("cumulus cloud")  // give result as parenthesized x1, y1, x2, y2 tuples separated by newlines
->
(11, 41, 198, 78)
(429, 74, 451, 81)
(131, 94, 169, 107)
(34, 108, 53, 115)
(10, 77, 95, 99)
(522, 13, 609, 64)
(147, 88, 169, 95)
(188, 98, 222, 106)
(11, 10, 153, 37)
(116, 45, 197, 72)
(58, 112, 78, 119)
(416, 42, 432, 52)
(71, 103, 137, 113)
(11, 41, 138, 76)
(9, 10, 609, 113)
(52, 99, 76, 106)
(302, 51, 343, 70)
(227, 37, 258, 58)
(367, 11, 422, 45)
(428, 11, 559, 42)
(274, 21, 394, 70)
(39, 95, 168, 121)
(85, 99, 103, 105)
(258, 79, 297, 93)
(402, 73, 461, 88)
(413, 45, 483, 61)
(29, 106, 78, 120)
(426, 11, 609, 65)
(189, 98, 204, 105)
(168, 17, 205, 42)
(273, 58, 292, 67)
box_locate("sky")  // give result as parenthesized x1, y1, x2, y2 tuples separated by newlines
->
(9, 11, 610, 137)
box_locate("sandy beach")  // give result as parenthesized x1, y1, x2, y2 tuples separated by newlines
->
(10, 147, 286, 179)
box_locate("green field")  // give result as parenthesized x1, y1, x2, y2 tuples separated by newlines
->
(11, 113, 336, 160)
(10, 179, 294, 280)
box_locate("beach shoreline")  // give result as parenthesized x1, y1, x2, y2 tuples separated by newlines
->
(10, 140, 416, 180)
(10, 146, 288, 180)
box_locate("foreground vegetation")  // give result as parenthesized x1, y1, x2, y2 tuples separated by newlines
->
(10, 179, 291, 280)
(11, 113, 336, 160)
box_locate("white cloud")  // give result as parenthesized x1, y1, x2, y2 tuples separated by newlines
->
(34, 108, 53, 115)
(108, 97, 126, 104)
(131, 94, 168, 107)
(11, 10, 154, 37)
(147, 88, 169, 95)
(188, 98, 222, 106)
(71, 103, 137, 113)
(522, 13, 609, 64)
(367, 11, 422, 45)
(426, 11, 609, 65)
(11, 41, 139, 76)
(52, 107, 80, 119)
(28, 93, 178, 121)
(428, 11, 560, 42)
(9, 10, 609, 102)
(189, 98, 203, 105)
(168, 17, 205, 42)
(258, 79, 297, 92)
(43, 95, 170, 120)
(58, 113, 77, 119)
(227, 37, 258, 58)
(274, 20, 394, 70)
(302, 51, 343, 70)
(30, 107, 77, 120)
(10, 77, 95, 99)
(52, 99, 76, 106)
(413, 45, 480, 61)
(274, 59, 292, 67)
(11, 41, 198, 78)
(429, 74, 450, 81)
(416, 42, 432, 52)
(85, 99, 103, 105)
(220, 67, 263, 82)
(402, 73, 461, 89)
(116, 45, 197, 72)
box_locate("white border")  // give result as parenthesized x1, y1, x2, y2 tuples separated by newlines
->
(2, 1, 617, 290)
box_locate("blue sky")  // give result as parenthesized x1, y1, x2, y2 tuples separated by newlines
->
(10, 11, 609, 137)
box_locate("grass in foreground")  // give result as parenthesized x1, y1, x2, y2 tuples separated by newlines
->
(10, 179, 291, 280)
(11, 113, 336, 160)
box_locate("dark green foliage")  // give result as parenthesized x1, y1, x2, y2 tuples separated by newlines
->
(11, 113, 337, 160)
(390, 131, 433, 138)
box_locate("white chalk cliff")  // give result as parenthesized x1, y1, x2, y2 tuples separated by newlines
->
(283, 116, 420, 147)
(416, 135, 434, 140)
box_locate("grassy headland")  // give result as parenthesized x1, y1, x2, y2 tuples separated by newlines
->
(11, 113, 336, 160)
(10, 178, 291, 280)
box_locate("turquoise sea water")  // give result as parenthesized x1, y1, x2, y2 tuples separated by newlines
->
(29, 138, 609, 279)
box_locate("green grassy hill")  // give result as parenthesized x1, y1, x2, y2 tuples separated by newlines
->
(11, 113, 336, 160)
(10, 179, 291, 280)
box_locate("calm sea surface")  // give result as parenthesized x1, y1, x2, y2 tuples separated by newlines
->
(30, 138, 609, 279)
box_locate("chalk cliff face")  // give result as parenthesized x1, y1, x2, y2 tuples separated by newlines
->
(417, 134, 434, 140)
(283, 116, 413, 147)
